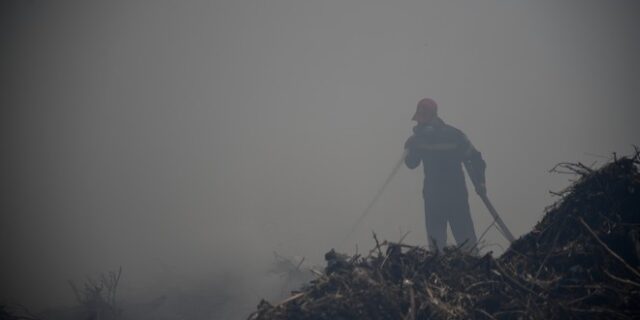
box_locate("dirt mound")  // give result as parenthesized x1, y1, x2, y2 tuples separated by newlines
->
(249, 152, 640, 319)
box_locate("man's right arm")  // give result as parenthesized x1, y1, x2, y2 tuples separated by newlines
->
(404, 135, 421, 169)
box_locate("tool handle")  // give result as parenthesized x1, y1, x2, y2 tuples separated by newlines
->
(479, 193, 516, 243)
(340, 150, 408, 247)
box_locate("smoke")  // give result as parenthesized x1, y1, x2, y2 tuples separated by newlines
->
(1, 0, 638, 317)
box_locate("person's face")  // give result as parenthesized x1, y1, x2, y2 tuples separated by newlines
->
(413, 106, 436, 124)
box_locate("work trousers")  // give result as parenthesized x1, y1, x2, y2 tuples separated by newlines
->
(423, 193, 478, 251)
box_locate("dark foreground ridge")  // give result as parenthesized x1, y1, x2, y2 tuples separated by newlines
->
(249, 152, 640, 320)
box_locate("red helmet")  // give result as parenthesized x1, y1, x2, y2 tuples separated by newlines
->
(412, 98, 438, 123)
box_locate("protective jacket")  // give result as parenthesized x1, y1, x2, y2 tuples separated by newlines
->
(404, 117, 485, 249)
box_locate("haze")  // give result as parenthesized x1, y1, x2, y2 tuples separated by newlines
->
(1, 0, 639, 317)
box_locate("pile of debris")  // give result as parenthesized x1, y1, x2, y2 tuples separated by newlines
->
(249, 152, 640, 319)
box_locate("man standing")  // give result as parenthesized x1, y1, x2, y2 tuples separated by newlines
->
(404, 98, 486, 251)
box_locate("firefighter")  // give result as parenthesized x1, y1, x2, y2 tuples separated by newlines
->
(404, 98, 486, 251)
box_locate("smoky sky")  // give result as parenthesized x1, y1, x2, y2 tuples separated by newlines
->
(2, 0, 639, 311)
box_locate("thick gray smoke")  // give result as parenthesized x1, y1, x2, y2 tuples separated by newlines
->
(1, 0, 638, 318)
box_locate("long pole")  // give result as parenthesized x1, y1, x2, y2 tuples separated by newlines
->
(340, 150, 517, 246)
(341, 150, 407, 246)
(478, 193, 516, 243)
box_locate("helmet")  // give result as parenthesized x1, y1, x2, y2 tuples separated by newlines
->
(412, 98, 438, 123)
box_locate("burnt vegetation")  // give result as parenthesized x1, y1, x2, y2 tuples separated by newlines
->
(250, 151, 640, 320)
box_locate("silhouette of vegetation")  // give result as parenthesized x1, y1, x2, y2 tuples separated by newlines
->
(250, 151, 640, 319)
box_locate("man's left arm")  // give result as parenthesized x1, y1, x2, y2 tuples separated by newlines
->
(460, 134, 487, 196)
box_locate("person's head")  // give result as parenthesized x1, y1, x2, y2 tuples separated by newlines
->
(412, 98, 438, 124)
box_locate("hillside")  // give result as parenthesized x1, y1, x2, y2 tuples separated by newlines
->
(249, 152, 640, 320)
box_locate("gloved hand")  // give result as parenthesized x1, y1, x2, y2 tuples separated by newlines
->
(404, 135, 419, 151)
(403, 135, 422, 169)
(475, 182, 487, 196)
